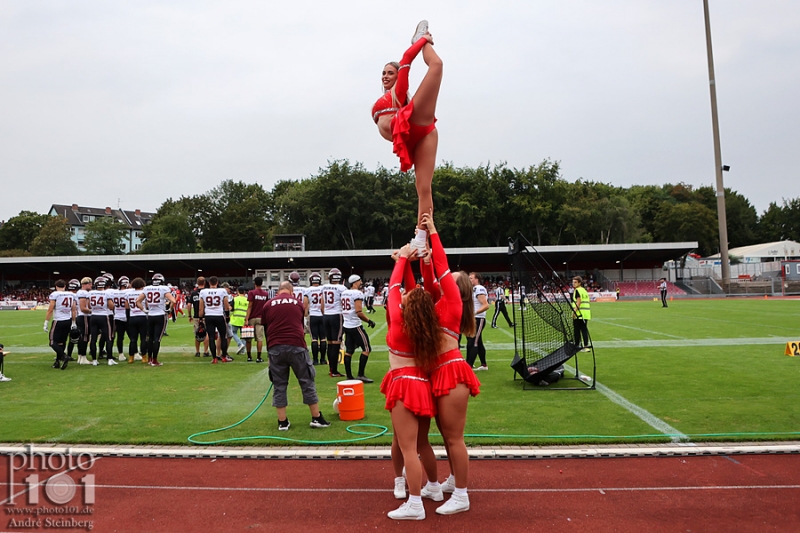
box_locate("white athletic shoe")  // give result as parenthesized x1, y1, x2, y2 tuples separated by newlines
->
(475, 365, 488, 372)
(92, 360, 98, 366)
(77, 355, 91, 365)
(236, 344, 246, 355)
(133, 354, 142, 361)
(0, 373, 11, 382)
(441, 475, 455, 493)
(420, 484, 444, 502)
(410, 229, 427, 256)
(118, 354, 126, 361)
(394, 477, 407, 500)
(388, 501, 425, 521)
(436, 493, 470, 515)
(411, 20, 429, 44)
(108, 359, 118, 366)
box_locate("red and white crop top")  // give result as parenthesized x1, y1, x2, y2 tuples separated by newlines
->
(386, 256, 418, 358)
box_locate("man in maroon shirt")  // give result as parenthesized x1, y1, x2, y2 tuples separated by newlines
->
(261, 282, 330, 431)
(245, 276, 270, 363)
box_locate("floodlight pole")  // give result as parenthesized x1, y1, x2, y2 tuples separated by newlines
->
(703, 0, 731, 287)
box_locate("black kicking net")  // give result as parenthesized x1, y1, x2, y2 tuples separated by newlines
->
(507, 234, 595, 390)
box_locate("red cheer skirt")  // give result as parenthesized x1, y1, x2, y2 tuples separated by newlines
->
(430, 349, 481, 398)
(380, 366, 436, 418)
(392, 101, 437, 173)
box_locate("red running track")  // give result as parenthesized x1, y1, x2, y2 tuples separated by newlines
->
(2, 454, 799, 532)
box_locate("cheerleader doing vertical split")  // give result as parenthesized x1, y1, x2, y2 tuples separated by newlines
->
(372, 20, 442, 252)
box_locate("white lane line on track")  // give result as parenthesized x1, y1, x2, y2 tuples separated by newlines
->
(2, 483, 796, 494)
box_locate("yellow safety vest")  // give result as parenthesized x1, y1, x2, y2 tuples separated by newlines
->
(573, 287, 591, 320)
(231, 295, 248, 327)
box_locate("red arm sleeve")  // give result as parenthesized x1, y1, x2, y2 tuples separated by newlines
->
(404, 259, 416, 292)
(430, 233, 460, 304)
(388, 257, 408, 326)
(420, 257, 441, 304)
(394, 38, 427, 105)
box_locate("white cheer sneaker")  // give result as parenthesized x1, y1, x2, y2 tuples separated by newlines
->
(388, 501, 425, 521)
(436, 493, 470, 515)
(393, 477, 406, 500)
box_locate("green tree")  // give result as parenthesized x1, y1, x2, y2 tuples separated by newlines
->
(758, 198, 800, 243)
(653, 202, 718, 255)
(30, 216, 80, 256)
(194, 180, 275, 252)
(139, 207, 197, 254)
(83, 217, 130, 255)
(0, 210, 49, 251)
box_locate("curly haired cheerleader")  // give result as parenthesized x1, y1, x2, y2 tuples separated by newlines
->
(372, 20, 442, 253)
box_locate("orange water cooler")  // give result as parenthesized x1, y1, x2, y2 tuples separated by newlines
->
(335, 380, 365, 421)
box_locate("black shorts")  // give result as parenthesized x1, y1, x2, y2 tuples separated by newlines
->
(49, 320, 71, 346)
(322, 314, 343, 343)
(309, 315, 325, 341)
(344, 325, 371, 355)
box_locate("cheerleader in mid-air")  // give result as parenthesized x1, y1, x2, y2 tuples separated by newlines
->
(372, 20, 442, 253)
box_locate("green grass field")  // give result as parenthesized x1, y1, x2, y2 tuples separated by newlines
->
(1, 299, 798, 446)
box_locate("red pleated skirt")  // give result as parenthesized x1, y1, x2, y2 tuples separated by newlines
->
(380, 366, 437, 418)
(430, 349, 481, 398)
(391, 101, 436, 173)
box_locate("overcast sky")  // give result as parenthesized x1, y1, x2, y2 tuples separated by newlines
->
(1, 0, 798, 222)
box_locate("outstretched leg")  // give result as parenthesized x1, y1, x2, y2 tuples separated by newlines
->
(410, 43, 443, 126)
(413, 129, 438, 225)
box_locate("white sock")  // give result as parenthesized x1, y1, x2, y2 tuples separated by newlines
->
(445, 474, 455, 484)
(414, 229, 427, 243)
(408, 495, 423, 506)
(426, 481, 440, 488)
(453, 487, 468, 498)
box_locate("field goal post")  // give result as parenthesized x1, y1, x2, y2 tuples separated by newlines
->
(508, 233, 596, 391)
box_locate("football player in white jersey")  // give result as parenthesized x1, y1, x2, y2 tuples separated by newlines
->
(65, 279, 82, 363)
(289, 271, 305, 302)
(341, 275, 376, 382)
(321, 267, 347, 377)
(126, 277, 148, 364)
(304, 272, 326, 365)
(45, 279, 77, 370)
(466, 272, 490, 371)
(136, 273, 176, 367)
(363, 282, 375, 313)
(88, 276, 116, 366)
(75, 277, 94, 365)
(199, 276, 232, 364)
(109, 276, 131, 362)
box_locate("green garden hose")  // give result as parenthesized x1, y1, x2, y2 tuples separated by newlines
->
(188, 384, 800, 446)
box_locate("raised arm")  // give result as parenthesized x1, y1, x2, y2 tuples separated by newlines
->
(393, 37, 429, 105)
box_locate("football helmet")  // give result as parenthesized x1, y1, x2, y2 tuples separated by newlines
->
(94, 276, 107, 289)
(69, 325, 81, 344)
(67, 279, 80, 291)
(151, 273, 165, 286)
(289, 271, 300, 285)
(195, 321, 207, 342)
(309, 272, 322, 285)
(118, 276, 130, 288)
(328, 268, 342, 283)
